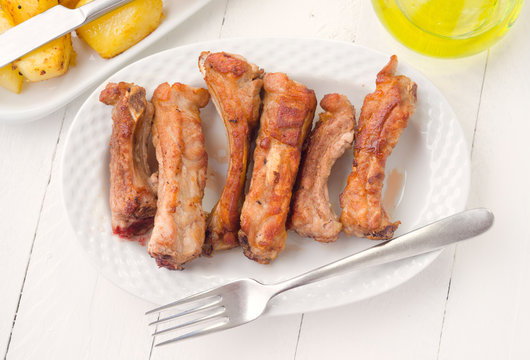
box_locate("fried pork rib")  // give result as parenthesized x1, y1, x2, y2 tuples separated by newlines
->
(100, 82, 157, 238)
(148, 83, 210, 270)
(340, 55, 417, 240)
(239, 73, 316, 264)
(290, 94, 355, 243)
(198, 51, 263, 256)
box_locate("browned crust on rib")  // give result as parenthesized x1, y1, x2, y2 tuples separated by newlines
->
(101, 82, 157, 238)
(290, 93, 355, 243)
(148, 82, 210, 270)
(340, 55, 417, 240)
(198, 51, 263, 255)
(238, 72, 316, 264)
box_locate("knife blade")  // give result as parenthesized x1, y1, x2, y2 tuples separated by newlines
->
(0, 0, 134, 69)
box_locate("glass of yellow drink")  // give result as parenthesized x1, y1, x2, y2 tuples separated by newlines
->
(372, 0, 524, 58)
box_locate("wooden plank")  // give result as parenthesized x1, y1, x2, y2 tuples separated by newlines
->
(150, 315, 302, 360)
(5, 96, 154, 360)
(6, 1, 514, 359)
(295, 2, 489, 358)
(296, 249, 454, 359)
(438, 4, 530, 359)
(220, 0, 361, 41)
(5, 1, 230, 359)
(0, 111, 64, 356)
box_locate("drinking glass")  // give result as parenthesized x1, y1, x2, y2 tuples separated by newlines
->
(372, 0, 524, 58)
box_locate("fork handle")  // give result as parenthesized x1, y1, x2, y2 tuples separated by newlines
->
(271, 208, 494, 295)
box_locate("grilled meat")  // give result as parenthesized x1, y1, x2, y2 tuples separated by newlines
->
(340, 55, 417, 240)
(198, 51, 263, 255)
(148, 82, 210, 269)
(239, 72, 316, 264)
(290, 93, 355, 243)
(100, 82, 157, 238)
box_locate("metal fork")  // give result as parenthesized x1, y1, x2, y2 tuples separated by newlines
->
(146, 208, 493, 346)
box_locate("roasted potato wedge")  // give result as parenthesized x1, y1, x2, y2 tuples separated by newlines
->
(0, 0, 57, 23)
(58, 0, 78, 8)
(0, 64, 24, 93)
(15, 34, 74, 81)
(0, 8, 23, 93)
(76, 0, 163, 59)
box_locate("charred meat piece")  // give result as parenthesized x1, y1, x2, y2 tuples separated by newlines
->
(100, 82, 157, 238)
(239, 72, 316, 264)
(290, 94, 355, 243)
(340, 55, 417, 240)
(148, 82, 210, 270)
(198, 51, 263, 256)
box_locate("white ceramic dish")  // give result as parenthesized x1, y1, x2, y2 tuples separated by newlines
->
(0, 0, 211, 124)
(61, 38, 470, 316)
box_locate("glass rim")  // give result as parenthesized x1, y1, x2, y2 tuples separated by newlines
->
(394, 0, 522, 40)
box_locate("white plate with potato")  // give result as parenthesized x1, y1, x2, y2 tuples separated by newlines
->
(0, 0, 211, 123)
(62, 37, 470, 315)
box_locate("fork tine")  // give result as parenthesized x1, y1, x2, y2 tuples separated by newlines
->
(148, 300, 222, 326)
(145, 291, 220, 315)
(154, 320, 232, 347)
(152, 307, 226, 336)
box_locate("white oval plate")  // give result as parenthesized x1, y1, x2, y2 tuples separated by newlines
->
(0, 0, 211, 124)
(62, 38, 470, 316)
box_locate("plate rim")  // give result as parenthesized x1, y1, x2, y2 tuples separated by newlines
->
(61, 36, 470, 315)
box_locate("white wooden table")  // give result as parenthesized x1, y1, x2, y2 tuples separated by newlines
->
(1, 1, 529, 359)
